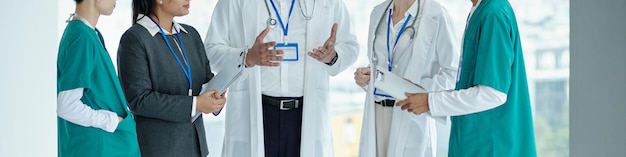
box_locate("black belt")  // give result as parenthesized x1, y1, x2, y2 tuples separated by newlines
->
(375, 99, 395, 107)
(262, 94, 303, 110)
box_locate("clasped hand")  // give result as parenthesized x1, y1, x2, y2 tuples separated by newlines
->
(354, 67, 370, 87)
(196, 90, 227, 113)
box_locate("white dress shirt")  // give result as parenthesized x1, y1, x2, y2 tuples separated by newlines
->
(429, 0, 508, 117)
(261, 0, 308, 97)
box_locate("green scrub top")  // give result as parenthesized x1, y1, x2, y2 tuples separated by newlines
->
(57, 20, 140, 157)
(450, 0, 537, 156)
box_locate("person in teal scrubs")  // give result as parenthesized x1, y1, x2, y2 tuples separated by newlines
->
(395, 0, 537, 156)
(57, 0, 140, 156)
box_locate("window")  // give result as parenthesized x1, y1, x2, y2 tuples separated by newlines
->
(535, 80, 568, 126)
(536, 48, 569, 70)
(534, 80, 569, 156)
(537, 51, 557, 70)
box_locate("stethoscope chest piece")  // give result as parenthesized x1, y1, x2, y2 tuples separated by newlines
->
(267, 18, 278, 28)
(404, 27, 416, 39)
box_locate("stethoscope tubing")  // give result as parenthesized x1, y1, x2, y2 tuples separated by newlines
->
(371, 0, 424, 70)
(263, 0, 314, 28)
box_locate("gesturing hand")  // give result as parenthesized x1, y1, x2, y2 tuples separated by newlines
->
(246, 27, 284, 67)
(308, 23, 338, 64)
(354, 67, 370, 87)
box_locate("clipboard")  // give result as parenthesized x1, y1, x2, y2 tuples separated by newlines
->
(373, 66, 447, 124)
(202, 64, 245, 95)
(192, 63, 246, 122)
(373, 68, 428, 98)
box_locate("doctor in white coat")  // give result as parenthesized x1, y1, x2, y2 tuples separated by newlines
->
(204, 0, 359, 156)
(354, 0, 459, 156)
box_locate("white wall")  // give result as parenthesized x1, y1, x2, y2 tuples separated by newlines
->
(0, 0, 58, 156)
(570, 0, 626, 156)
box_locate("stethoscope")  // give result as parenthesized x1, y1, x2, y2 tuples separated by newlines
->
(372, 0, 423, 72)
(371, 0, 424, 99)
(263, 0, 315, 29)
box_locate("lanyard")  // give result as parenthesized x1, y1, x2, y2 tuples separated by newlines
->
(269, 0, 296, 43)
(386, 9, 412, 72)
(148, 17, 193, 95)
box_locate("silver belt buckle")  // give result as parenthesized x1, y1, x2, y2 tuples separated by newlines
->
(279, 99, 299, 110)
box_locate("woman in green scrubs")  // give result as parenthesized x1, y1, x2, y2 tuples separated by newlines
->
(395, 0, 537, 156)
(57, 0, 140, 156)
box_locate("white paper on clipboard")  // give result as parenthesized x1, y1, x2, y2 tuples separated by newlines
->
(192, 64, 246, 122)
(373, 67, 447, 124)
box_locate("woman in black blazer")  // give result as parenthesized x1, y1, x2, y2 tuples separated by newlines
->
(117, 0, 226, 156)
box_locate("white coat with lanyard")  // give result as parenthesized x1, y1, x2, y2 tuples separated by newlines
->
(358, 0, 459, 156)
(204, 0, 359, 156)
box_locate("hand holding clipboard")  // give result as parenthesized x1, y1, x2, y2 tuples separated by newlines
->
(373, 67, 447, 124)
(192, 62, 246, 122)
(196, 90, 226, 115)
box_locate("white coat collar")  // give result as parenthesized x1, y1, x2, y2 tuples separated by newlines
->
(136, 14, 188, 37)
(388, 0, 419, 18)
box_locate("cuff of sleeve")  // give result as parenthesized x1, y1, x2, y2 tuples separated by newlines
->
(360, 84, 369, 92)
(192, 96, 198, 117)
(102, 111, 119, 133)
(325, 53, 339, 66)
(241, 48, 254, 68)
(428, 92, 439, 117)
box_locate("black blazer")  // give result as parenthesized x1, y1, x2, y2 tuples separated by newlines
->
(118, 23, 214, 157)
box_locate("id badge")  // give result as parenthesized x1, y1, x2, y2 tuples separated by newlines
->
(274, 43, 299, 61)
(374, 88, 393, 98)
(373, 70, 393, 98)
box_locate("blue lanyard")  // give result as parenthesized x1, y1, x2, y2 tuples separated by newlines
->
(269, 0, 296, 38)
(386, 9, 412, 72)
(148, 17, 193, 95)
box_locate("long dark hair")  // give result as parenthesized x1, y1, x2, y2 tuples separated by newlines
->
(132, 0, 157, 24)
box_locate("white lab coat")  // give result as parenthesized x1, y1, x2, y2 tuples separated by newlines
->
(358, 0, 459, 156)
(204, 0, 359, 156)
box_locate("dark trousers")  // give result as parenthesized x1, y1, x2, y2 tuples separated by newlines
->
(262, 97, 303, 157)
